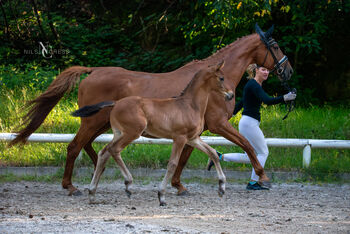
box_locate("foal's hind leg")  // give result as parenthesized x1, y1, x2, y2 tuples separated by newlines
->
(109, 129, 137, 198)
(88, 145, 112, 203)
(188, 137, 226, 197)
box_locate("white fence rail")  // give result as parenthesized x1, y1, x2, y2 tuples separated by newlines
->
(1, 133, 349, 168)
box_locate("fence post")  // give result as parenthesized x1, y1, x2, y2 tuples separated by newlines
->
(303, 144, 311, 168)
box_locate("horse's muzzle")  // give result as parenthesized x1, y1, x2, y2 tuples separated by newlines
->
(225, 91, 234, 101)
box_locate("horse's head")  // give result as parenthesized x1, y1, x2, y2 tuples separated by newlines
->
(255, 23, 293, 82)
(208, 61, 234, 101)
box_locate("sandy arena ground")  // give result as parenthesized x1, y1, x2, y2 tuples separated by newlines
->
(0, 180, 349, 233)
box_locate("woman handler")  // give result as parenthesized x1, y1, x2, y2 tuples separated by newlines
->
(207, 64, 296, 190)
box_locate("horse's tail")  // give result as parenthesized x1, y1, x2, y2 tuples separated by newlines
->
(9, 66, 93, 147)
(71, 101, 115, 118)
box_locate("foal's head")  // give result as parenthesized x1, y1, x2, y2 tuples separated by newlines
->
(255, 24, 293, 82)
(205, 61, 234, 101)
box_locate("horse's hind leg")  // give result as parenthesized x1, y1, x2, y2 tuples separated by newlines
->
(62, 118, 109, 196)
(63, 127, 95, 196)
(83, 123, 111, 178)
(158, 137, 187, 206)
(188, 137, 226, 197)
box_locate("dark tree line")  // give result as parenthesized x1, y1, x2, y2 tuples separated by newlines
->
(0, 0, 349, 105)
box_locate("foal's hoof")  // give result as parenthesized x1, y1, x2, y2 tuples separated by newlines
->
(89, 198, 98, 205)
(218, 188, 225, 197)
(259, 181, 272, 189)
(177, 190, 190, 196)
(125, 189, 132, 198)
(159, 202, 167, 207)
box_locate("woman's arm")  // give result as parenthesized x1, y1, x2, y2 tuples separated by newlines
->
(255, 85, 284, 105)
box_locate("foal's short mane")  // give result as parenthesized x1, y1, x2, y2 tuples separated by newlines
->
(177, 68, 209, 97)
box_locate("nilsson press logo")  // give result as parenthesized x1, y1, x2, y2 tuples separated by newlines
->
(24, 42, 70, 58)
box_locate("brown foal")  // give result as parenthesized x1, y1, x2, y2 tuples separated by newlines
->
(10, 25, 293, 196)
(72, 62, 234, 206)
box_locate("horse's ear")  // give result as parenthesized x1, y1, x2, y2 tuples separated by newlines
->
(216, 60, 225, 70)
(255, 23, 266, 41)
(265, 24, 274, 38)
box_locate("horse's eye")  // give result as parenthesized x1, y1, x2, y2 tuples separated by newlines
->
(219, 77, 224, 81)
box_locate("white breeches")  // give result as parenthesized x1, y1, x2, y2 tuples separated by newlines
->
(223, 115, 269, 181)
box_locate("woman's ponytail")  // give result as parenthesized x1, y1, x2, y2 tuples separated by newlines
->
(246, 64, 258, 79)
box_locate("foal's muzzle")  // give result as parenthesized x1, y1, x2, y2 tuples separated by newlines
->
(224, 91, 234, 101)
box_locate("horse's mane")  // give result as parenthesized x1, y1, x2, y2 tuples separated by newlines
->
(174, 33, 257, 98)
(183, 33, 255, 67)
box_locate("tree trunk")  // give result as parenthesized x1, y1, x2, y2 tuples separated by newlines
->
(31, 0, 47, 41)
(0, 0, 10, 40)
(45, 0, 60, 43)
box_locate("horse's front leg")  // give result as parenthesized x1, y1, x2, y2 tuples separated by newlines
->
(158, 137, 187, 206)
(188, 137, 226, 197)
(207, 119, 270, 186)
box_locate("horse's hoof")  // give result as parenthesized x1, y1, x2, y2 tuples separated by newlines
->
(259, 181, 272, 189)
(68, 189, 83, 196)
(125, 189, 132, 198)
(159, 202, 167, 206)
(177, 190, 190, 196)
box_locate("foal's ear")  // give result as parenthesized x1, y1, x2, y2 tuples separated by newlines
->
(216, 60, 225, 70)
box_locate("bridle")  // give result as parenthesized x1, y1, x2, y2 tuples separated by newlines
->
(260, 38, 289, 81)
(256, 24, 296, 120)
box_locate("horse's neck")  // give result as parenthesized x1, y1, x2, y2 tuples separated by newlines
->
(184, 34, 261, 87)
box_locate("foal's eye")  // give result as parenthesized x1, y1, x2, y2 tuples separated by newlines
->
(219, 77, 224, 81)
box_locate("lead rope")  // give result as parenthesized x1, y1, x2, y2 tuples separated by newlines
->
(282, 82, 296, 120)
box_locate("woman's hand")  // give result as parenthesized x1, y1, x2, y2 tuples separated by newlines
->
(283, 92, 296, 101)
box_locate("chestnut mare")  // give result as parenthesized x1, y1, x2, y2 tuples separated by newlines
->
(10, 24, 293, 196)
(72, 62, 233, 205)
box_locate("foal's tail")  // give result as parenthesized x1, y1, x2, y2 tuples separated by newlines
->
(71, 101, 115, 118)
(9, 66, 92, 147)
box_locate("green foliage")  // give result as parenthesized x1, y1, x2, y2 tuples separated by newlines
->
(0, 64, 58, 90)
(0, 0, 349, 104)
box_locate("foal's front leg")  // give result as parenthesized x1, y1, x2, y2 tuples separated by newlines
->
(188, 137, 226, 197)
(158, 137, 187, 206)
